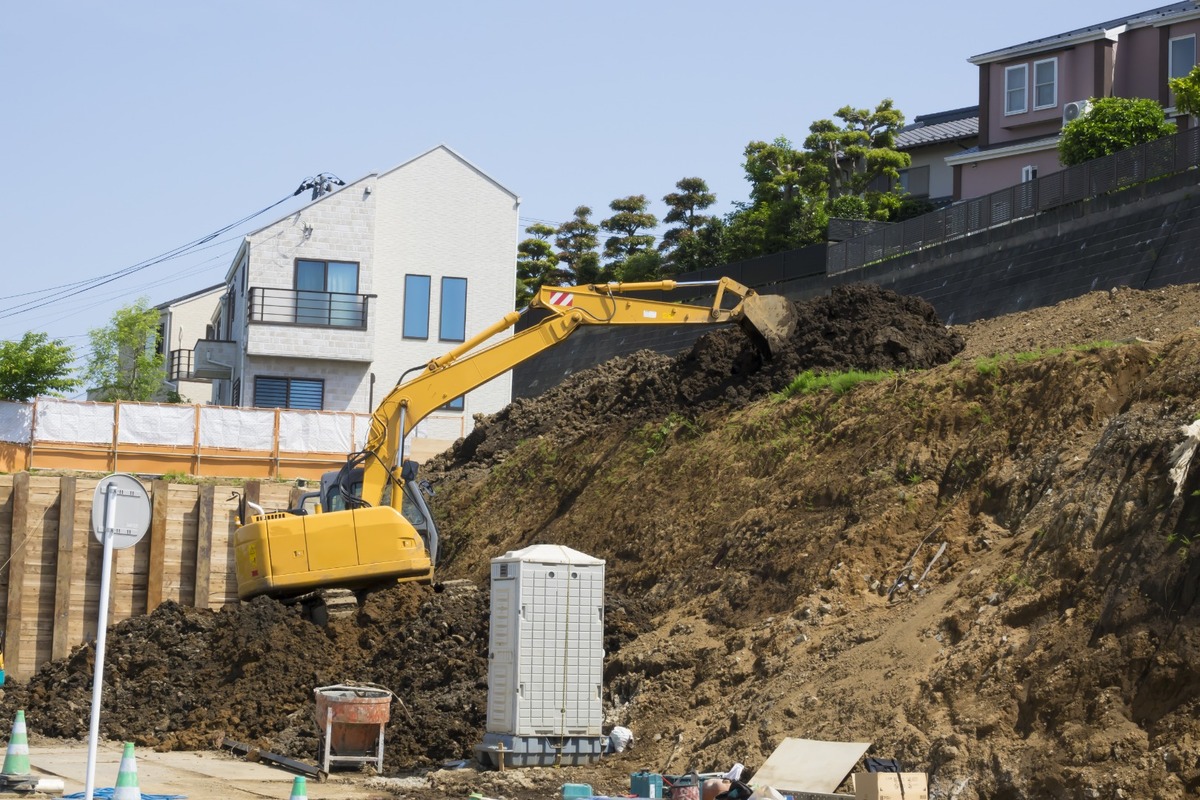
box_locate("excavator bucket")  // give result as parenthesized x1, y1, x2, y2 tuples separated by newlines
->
(738, 293, 799, 358)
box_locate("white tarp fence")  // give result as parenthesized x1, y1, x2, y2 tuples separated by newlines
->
(0, 399, 466, 455)
(118, 403, 196, 446)
(199, 406, 275, 450)
(279, 410, 355, 454)
(35, 398, 114, 445)
(0, 402, 32, 444)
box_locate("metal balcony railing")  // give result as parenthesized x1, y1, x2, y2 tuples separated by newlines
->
(168, 349, 193, 381)
(248, 287, 372, 329)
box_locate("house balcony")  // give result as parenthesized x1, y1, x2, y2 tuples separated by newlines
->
(168, 340, 237, 382)
(245, 287, 376, 362)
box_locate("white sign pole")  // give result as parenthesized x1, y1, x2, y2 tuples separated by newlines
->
(83, 482, 118, 800)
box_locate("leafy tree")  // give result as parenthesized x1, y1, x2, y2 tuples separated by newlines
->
(516, 223, 570, 307)
(555, 206, 604, 284)
(1170, 64, 1200, 116)
(618, 249, 665, 282)
(669, 216, 727, 274)
(601, 195, 658, 275)
(1058, 96, 1175, 166)
(660, 177, 717, 263)
(85, 298, 166, 402)
(0, 332, 79, 401)
(742, 137, 813, 205)
(803, 99, 910, 219)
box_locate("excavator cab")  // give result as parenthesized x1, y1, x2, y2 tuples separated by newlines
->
(319, 466, 439, 565)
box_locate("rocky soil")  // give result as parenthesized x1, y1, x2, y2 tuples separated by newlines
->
(5, 282, 1200, 800)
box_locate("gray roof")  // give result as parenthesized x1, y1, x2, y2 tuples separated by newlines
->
(970, 2, 1197, 64)
(896, 107, 979, 149)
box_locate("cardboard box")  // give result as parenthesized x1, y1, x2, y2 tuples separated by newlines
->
(853, 772, 928, 800)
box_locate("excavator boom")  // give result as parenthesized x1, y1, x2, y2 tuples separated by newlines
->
(233, 277, 796, 602)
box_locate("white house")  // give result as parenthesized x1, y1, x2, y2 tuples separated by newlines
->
(175, 145, 520, 459)
(158, 283, 225, 403)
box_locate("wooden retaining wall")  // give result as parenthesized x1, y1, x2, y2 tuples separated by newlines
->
(0, 474, 295, 680)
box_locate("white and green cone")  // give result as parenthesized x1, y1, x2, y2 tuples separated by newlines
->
(1, 710, 30, 777)
(113, 742, 141, 800)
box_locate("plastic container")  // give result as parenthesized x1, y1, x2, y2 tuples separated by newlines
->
(563, 783, 593, 799)
(632, 771, 664, 799)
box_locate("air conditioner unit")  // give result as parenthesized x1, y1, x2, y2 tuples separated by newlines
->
(1063, 100, 1091, 125)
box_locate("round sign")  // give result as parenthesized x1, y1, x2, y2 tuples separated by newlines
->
(91, 473, 151, 550)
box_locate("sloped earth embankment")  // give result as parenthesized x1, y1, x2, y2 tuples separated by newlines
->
(4, 284, 1200, 800)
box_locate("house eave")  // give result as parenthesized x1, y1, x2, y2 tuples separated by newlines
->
(969, 25, 1126, 65)
(944, 137, 1060, 166)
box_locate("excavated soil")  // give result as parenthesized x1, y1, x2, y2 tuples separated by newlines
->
(5, 282, 1200, 800)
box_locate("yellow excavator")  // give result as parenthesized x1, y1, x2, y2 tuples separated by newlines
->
(233, 277, 797, 609)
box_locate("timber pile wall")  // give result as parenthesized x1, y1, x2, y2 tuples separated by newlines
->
(0, 474, 295, 680)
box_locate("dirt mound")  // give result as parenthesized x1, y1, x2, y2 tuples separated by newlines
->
(435, 284, 963, 472)
(3, 585, 491, 770)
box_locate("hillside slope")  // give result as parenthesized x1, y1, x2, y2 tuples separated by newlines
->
(426, 284, 1200, 799)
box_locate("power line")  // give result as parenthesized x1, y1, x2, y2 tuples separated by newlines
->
(0, 188, 307, 320)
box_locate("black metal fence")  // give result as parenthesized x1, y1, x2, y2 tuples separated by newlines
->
(168, 349, 192, 381)
(827, 125, 1200, 274)
(248, 287, 372, 329)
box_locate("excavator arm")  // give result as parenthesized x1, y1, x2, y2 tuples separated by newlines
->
(357, 277, 796, 509)
(233, 276, 795, 603)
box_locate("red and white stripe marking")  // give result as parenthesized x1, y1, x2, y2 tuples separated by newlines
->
(547, 291, 574, 308)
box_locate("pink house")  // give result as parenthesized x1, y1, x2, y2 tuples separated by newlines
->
(948, 2, 1200, 199)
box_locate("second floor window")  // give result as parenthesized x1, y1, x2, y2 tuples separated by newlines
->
(1170, 34, 1196, 88)
(898, 166, 930, 198)
(296, 260, 360, 327)
(404, 274, 431, 339)
(440, 277, 467, 342)
(1005, 64, 1028, 115)
(1034, 58, 1057, 110)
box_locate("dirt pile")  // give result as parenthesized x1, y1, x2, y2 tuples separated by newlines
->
(3, 584, 490, 770)
(435, 284, 963, 472)
(6, 282, 1200, 800)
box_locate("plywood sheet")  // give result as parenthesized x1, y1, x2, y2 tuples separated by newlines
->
(752, 737, 871, 794)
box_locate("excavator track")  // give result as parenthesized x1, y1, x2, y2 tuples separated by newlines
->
(285, 588, 360, 627)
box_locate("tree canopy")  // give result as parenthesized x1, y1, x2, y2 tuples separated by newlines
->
(1169, 64, 1200, 117)
(0, 332, 79, 402)
(1058, 96, 1176, 166)
(555, 206, 604, 284)
(601, 195, 658, 279)
(516, 223, 569, 307)
(85, 298, 167, 402)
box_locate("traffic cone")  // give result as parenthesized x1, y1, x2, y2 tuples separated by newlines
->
(289, 775, 307, 800)
(113, 742, 141, 800)
(1, 710, 29, 776)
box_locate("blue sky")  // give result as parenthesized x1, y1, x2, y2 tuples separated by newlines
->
(0, 0, 1152, 367)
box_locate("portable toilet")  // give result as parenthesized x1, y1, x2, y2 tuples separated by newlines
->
(476, 544, 606, 767)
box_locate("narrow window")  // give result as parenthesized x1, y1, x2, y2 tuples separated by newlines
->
(1033, 58, 1057, 110)
(1005, 64, 1028, 115)
(441, 396, 465, 411)
(403, 275, 431, 339)
(440, 277, 468, 342)
(1170, 34, 1196, 81)
(1021, 165, 1038, 182)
